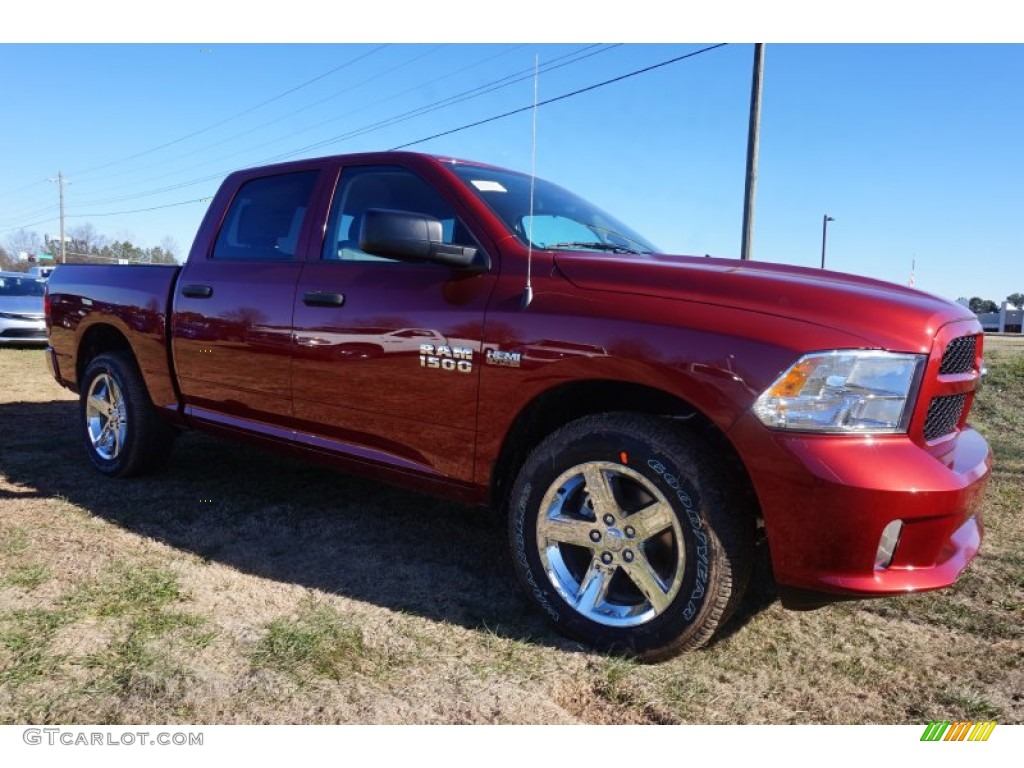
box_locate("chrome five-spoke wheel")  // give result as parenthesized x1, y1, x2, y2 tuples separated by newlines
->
(79, 352, 176, 477)
(509, 412, 754, 660)
(86, 372, 127, 461)
(538, 461, 685, 627)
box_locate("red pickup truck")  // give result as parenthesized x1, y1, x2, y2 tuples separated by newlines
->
(45, 151, 991, 660)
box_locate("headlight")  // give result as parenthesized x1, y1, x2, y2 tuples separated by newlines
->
(753, 350, 925, 433)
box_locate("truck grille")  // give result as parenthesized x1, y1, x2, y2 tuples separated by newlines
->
(918, 334, 980, 442)
(924, 393, 967, 441)
(939, 335, 977, 375)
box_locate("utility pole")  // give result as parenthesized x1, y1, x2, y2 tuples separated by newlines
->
(740, 43, 764, 261)
(49, 171, 68, 263)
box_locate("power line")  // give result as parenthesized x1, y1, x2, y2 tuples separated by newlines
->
(0, 47, 385, 207)
(0, 202, 58, 228)
(8, 44, 727, 233)
(264, 45, 619, 163)
(391, 44, 727, 150)
(68, 45, 610, 210)
(73, 44, 454, 190)
(3, 45, 605, 221)
(2, 198, 211, 235)
(0, 47, 378, 209)
(67, 171, 241, 210)
(67, 45, 391, 179)
(0, 217, 58, 236)
(0, 179, 48, 205)
(67, 197, 212, 218)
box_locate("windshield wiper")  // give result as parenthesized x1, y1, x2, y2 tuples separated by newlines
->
(546, 241, 642, 255)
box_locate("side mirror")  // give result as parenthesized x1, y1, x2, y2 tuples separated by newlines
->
(359, 208, 481, 269)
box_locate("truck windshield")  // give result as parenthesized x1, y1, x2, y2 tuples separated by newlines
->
(448, 163, 659, 255)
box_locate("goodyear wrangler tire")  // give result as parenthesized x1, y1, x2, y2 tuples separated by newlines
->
(80, 352, 176, 478)
(509, 412, 753, 661)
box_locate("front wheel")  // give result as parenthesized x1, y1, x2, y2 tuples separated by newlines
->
(80, 352, 176, 477)
(508, 413, 753, 660)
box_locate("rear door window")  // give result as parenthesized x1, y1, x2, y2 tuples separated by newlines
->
(213, 171, 318, 261)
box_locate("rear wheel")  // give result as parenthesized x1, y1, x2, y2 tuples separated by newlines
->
(509, 412, 753, 660)
(80, 352, 176, 477)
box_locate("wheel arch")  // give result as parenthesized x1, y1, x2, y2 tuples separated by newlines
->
(73, 319, 180, 415)
(76, 322, 134, 385)
(489, 379, 760, 523)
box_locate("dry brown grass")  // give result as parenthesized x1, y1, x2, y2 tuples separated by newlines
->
(0, 339, 1021, 724)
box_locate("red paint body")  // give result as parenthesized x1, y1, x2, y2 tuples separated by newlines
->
(44, 151, 991, 605)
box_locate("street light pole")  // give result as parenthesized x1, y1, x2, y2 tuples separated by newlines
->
(820, 214, 834, 269)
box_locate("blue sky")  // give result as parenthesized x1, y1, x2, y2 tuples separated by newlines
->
(1, 25, 1020, 305)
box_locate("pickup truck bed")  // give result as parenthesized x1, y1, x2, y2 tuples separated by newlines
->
(48, 264, 181, 411)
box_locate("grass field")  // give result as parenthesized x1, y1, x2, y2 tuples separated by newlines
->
(1, 337, 1021, 724)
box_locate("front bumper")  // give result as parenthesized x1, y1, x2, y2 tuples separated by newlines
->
(729, 411, 991, 602)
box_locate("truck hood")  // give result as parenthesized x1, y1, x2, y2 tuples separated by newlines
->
(553, 251, 975, 353)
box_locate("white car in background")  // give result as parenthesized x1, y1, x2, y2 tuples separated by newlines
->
(0, 272, 47, 346)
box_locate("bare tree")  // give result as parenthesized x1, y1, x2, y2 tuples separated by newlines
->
(160, 236, 181, 263)
(67, 222, 107, 254)
(4, 228, 44, 261)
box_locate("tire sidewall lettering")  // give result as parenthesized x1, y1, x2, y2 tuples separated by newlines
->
(647, 456, 709, 622)
(513, 481, 560, 622)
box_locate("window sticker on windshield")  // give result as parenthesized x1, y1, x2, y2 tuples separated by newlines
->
(471, 180, 507, 193)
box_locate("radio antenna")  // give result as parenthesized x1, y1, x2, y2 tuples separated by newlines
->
(521, 55, 539, 310)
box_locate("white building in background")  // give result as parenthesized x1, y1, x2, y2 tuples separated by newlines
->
(976, 301, 1023, 333)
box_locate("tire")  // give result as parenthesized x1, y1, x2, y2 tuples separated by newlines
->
(508, 412, 754, 661)
(80, 351, 176, 478)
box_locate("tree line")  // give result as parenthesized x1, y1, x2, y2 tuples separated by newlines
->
(0, 224, 179, 271)
(965, 294, 1024, 314)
